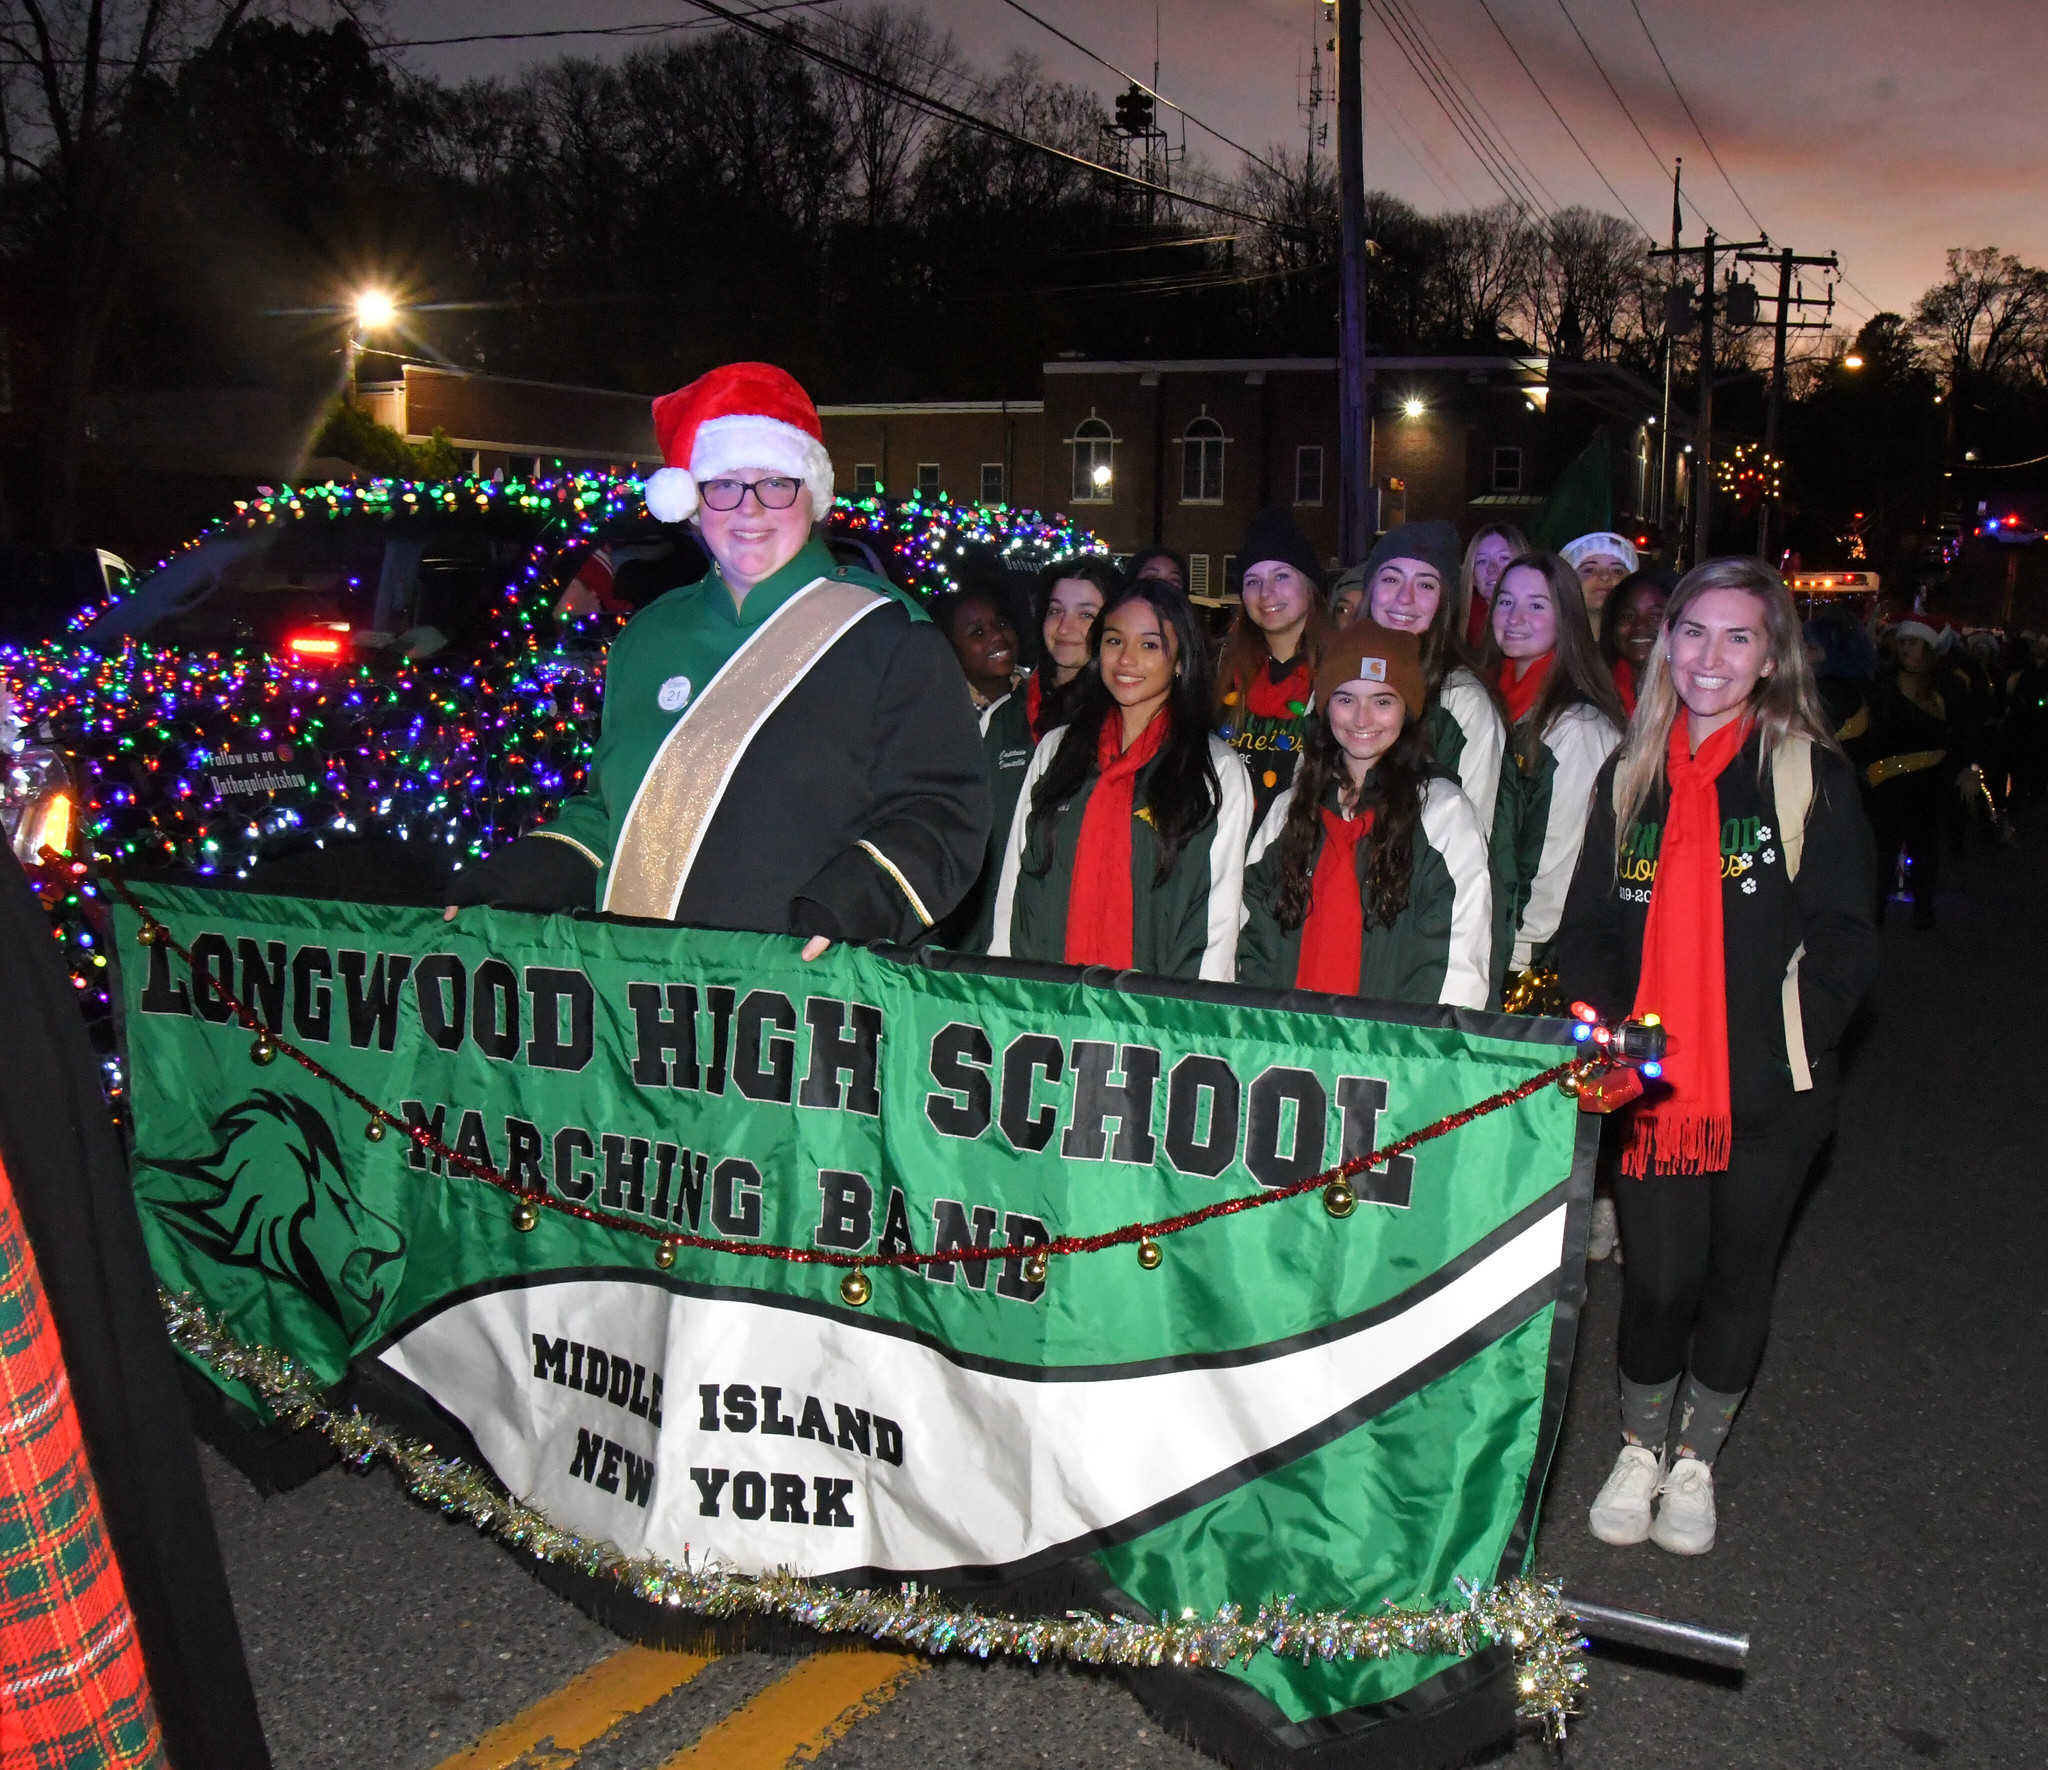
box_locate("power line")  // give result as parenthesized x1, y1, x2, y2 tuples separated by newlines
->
(1627, 0, 1767, 237)
(1469, 0, 1651, 234)
(1367, 0, 1547, 218)
(670, 0, 1288, 232)
(988, 0, 1283, 177)
(1551, 0, 1719, 235)
(1381, 0, 1557, 215)
(1360, 58, 1474, 209)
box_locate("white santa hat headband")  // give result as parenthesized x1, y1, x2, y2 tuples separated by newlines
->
(644, 362, 835, 526)
(1561, 531, 1640, 573)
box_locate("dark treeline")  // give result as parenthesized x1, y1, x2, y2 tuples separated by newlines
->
(2, 3, 2038, 552)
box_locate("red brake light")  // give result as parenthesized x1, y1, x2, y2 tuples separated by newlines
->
(286, 627, 347, 659)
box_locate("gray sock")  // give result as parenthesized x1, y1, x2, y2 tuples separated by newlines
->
(1618, 1371, 1679, 1453)
(1671, 1375, 1746, 1465)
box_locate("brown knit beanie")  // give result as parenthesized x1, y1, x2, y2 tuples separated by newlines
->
(1314, 620, 1427, 719)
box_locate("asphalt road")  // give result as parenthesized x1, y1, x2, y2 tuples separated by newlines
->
(197, 817, 2048, 1770)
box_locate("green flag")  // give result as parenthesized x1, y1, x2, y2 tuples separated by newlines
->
(117, 883, 1593, 1761)
(1531, 430, 1613, 550)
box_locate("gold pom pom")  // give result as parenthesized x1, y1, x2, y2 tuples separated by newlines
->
(839, 1268, 872, 1307)
(1022, 1250, 1050, 1285)
(137, 921, 163, 947)
(250, 1033, 277, 1066)
(655, 1240, 676, 1270)
(512, 1197, 541, 1232)
(364, 1117, 387, 1142)
(1324, 1179, 1358, 1218)
(1136, 1237, 1162, 1270)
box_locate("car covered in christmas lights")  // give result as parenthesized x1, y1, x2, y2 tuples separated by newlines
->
(0, 471, 1103, 1076)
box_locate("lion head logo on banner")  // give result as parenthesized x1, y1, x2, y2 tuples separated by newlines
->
(158, 1089, 406, 1334)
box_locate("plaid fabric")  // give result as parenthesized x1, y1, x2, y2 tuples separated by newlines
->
(0, 1152, 165, 1769)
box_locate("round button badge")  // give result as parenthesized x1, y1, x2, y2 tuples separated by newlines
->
(657, 675, 693, 712)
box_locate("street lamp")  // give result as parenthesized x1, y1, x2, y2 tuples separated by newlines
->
(355, 289, 398, 331)
(1403, 397, 1425, 418)
(1842, 352, 1864, 369)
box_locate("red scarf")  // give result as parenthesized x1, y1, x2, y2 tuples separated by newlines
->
(1295, 805, 1374, 993)
(1497, 651, 1554, 726)
(1246, 656, 1313, 720)
(1465, 594, 1491, 651)
(1025, 673, 1048, 739)
(1064, 710, 1170, 968)
(1622, 716, 1750, 1176)
(1612, 656, 1638, 717)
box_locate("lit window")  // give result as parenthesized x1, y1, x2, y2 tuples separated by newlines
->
(1491, 447, 1523, 494)
(1180, 414, 1226, 504)
(979, 462, 1005, 504)
(854, 463, 879, 497)
(1294, 445, 1324, 507)
(916, 462, 941, 499)
(1071, 415, 1115, 503)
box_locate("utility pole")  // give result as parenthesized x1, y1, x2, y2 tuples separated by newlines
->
(1695, 231, 1716, 566)
(1335, 0, 1370, 564)
(1656, 160, 1680, 529)
(1651, 228, 1769, 565)
(1738, 245, 1837, 561)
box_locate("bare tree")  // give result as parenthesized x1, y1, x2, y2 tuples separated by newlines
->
(807, 4, 962, 231)
(1432, 203, 1532, 348)
(0, 0, 302, 539)
(1913, 247, 2048, 390)
(1525, 207, 1648, 363)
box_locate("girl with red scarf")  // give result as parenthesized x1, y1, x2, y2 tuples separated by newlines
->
(1555, 559, 1878, 1558)
(1215, 508, 1329, 829)
(1237, 624, 1494, 1006)
(991, 581, 1253, 980)
(1600, 568, 1677, 715)
(1480, 552, 1626, 1003)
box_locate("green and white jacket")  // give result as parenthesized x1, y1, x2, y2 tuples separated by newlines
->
(989, 727, 1253, 981)
(1420, 665, 1507, 843)
(1491, 701, 1623, 976)
(1237, 774, 1494, 1008)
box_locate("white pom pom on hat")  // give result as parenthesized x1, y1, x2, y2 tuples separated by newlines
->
(644, 362, 834, 525)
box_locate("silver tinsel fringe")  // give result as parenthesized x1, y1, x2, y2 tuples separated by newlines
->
(163, 1290, 1586, 1736)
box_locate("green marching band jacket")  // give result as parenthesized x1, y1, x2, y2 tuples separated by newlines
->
(531, 539, 991, 940)
(1236, 773, 1496, 1008)
(1420, 664, 1507, 840)
(988, 727, 1254, 981)
(944, 684, 1036, 952)
(1490, 702, 1624, 985)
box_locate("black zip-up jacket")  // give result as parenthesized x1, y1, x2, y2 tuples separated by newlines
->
(1553, 729, 1880, 1124)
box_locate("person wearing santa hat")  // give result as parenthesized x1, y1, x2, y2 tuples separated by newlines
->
(1561, 531, 1641, 631)
(446, 362, 990, 946)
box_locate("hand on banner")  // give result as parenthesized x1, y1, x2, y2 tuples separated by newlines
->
(801, 935, 831, 961)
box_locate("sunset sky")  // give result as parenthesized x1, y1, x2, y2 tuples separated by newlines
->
(385, 0, 2048, 330)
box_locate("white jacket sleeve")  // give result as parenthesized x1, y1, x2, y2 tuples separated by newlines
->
(1439, 668, 1506, 842)
(987, 725, 1063, 958)
(1200, 739, 1254, 982)
(1419, 777, 1495, 1009)
(1512, 706, 1623, 969)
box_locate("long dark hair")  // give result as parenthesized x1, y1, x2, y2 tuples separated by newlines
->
(1272, 714, 1434, 932)
(1475, 550, 1627, 756)
(1026, 580, 1221, 885)
(1031, 553, 1121, 729)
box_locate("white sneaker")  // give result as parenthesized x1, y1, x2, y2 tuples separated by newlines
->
(1651, 1456, 1717, 1555)
(1588, 1196, 1618, 1262)
(1588, 1444, 1662, 1545)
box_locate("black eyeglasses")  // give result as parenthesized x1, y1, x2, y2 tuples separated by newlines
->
(699, 475, 804, 512)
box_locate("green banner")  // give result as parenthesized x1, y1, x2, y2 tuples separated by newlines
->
(116, 882, 1591, 1739)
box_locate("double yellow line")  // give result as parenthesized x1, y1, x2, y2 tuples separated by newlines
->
(431, 1642, 927, 1770)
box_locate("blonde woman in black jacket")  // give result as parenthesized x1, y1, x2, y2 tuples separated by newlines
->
(1554, 558, 1879, 1558)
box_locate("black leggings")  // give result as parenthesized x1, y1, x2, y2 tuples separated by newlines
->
(1612, 1086, 1836, 1393)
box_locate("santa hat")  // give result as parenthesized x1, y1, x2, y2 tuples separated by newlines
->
(644, 362, 834, 525)
(1561, 531, 1640, 574)
(1889, 617, 1942, 648)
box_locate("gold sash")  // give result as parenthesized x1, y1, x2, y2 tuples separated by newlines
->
(603, 576, 888, 919)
